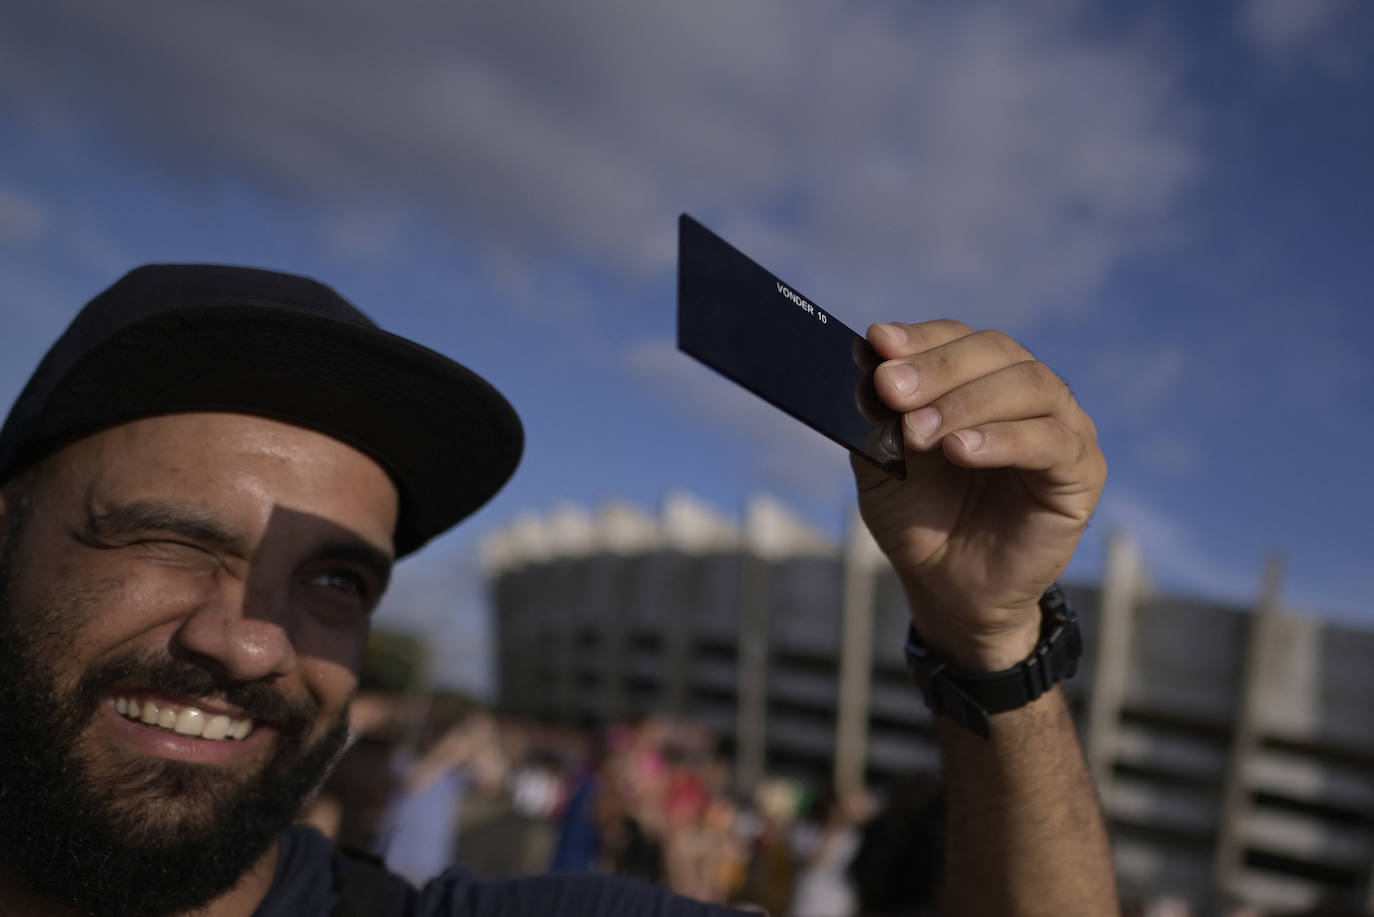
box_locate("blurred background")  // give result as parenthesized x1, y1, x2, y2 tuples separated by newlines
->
(2, 1, 1371, 914)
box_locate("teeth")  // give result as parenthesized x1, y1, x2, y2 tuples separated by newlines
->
(203, 715, 231, 741)
(109, 696, 254, 742)
(173, 708, 204, 736)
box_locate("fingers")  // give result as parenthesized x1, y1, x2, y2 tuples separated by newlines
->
(866, 320, 974, 361)
(872, 328, 1032, 412)
(941, 417, 1107, 491)
(859, 321, 978, 425)
(897, 359, 1072, 451)
(864, 318, 1101, 484)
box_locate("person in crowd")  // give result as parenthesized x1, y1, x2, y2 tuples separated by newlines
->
(789, 788, 876, 917)
(0, 264, 1115, 914)
(377, 711, 504, 884)
(850, 774, 947, 915)
(549, 733, 606, 873)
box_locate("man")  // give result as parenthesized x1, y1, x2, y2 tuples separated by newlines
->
(0, 264, 1117, 916)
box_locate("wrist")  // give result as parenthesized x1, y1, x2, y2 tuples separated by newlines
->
(898, 573, 1052, 672)
(903, 584, 1083, 738)
(910, 614, 1042, 673)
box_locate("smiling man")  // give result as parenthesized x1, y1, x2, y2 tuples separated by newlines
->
(0, 265, 524, 917)
(0, 415, 393, 917)
(0, 265, 1117, 916)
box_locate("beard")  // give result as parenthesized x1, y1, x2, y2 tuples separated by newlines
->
(0, 531, 351, 917)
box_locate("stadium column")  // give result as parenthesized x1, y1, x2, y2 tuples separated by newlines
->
(833, 512, 882, 794)
(1085, 533, 1145, 801)
(553, 558, 578, 725)
(1211, 553, 1286, 902)
(599, 554, 628, 725)
(662, 552, 693, 717)
(735, 550, 770, 795)
(735, 498, 777, 796)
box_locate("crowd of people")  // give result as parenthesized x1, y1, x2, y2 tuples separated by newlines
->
(300, 690, 1369, 917)
(301, 696, 953, 915)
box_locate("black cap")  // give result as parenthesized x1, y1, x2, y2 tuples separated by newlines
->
(0, 264, 524, 557)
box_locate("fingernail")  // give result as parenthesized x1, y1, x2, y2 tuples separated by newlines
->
(952, 429, 984, 452)
(874, 323, 907, 346)
(880, 363, 919, 396)
(907, 407, 941, 442)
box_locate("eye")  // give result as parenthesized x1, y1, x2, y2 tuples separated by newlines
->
(303, 568, 378, 609)
(131, 539, 220, 570)
(142, 539, 207, 552)
(309, 569, 364, 593)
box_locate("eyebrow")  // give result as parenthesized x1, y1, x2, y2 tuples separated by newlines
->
(77, 487, 395, 591)
(79, 490, 248, 554)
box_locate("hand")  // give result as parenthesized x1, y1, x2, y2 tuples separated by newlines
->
(852, 320, 1106, 671)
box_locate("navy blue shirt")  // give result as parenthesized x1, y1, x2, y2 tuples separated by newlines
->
(253, 826, 750, 916)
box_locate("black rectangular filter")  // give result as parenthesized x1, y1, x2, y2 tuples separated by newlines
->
(677, 214, 905, 478)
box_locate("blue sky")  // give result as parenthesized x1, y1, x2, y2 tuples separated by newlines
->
(2, 0, 1370, 693)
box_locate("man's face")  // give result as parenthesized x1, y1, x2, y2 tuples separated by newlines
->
(0, 412, 398, 916)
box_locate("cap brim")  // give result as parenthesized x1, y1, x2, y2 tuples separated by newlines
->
(23, 305, 523, 557)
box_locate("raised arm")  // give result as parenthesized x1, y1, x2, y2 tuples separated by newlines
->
(853, 320, 1118, 917)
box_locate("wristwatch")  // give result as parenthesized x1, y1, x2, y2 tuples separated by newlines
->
(903, 583, 1082, 738)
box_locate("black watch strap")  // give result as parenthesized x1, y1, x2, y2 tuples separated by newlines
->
(902, 583, 1082, 738)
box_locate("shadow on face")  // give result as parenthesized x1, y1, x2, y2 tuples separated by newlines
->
(4, 413, 403, 725)
(168, 501, 395, 681)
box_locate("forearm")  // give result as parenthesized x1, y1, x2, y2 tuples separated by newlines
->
(852, 317, 1115, 913)
(937, 688, 1118, 917)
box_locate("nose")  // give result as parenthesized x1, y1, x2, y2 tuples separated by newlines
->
(173, 577, 299, 683)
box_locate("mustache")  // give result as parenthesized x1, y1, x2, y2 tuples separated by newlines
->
(74, 649, 319, 735)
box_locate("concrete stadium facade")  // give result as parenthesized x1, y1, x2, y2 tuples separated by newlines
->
(482, 493, 1374, 914)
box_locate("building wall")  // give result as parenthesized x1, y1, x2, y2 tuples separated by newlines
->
(483, 501, 1374, 914)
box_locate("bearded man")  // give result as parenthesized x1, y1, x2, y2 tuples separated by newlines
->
(0, 264, 1117, 916)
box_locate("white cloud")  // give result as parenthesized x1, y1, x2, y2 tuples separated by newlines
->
(1239, 0, 1353, 53)
(1089, 342, 1190, 413)
(321, 200, 415, 261)
(0, 186, 48, 245)
(624, 338, 852, 502)
(1094, 487, 1259, 602)
(2, 0, 1199, 328)
(1140, 437, 1201, 474)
